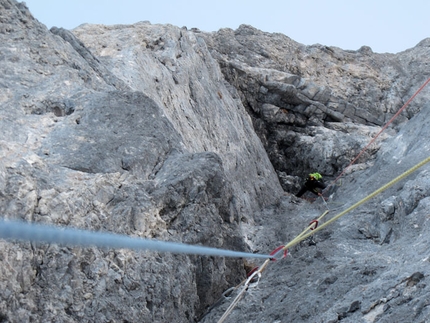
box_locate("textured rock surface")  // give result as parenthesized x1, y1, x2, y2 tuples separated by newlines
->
(0, 1, 272, 321)
(72, 22, 282, 217)
(199, 25, 429, 185)
(201, 102, 430, 323)
(1, 0, 430, 322)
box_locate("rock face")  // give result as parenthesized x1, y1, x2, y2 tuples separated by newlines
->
(201, 103, 430, 323)
(199, 25, 429, 189)
(71, 22, 282, 217)
(0, 1, 280, 322)
(1, 0, 430, 322)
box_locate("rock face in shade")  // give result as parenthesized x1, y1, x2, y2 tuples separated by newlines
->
(199, 25, 430, 189)
(1, 0, 430, 322)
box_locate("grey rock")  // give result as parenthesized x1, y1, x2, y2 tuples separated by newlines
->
(1, 1, 278, 321)
(41, 90, 182, 177)
(1, 0, 430, 322)
(72, 21, 283, 217)
(200, 24, 429, 181)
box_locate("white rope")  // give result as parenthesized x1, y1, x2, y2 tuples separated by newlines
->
(217, 261, 267, 323)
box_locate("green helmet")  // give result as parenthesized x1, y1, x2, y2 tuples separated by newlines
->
(309, 172, 322, 180)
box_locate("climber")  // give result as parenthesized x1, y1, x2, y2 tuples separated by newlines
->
(295, 172, 326, 198)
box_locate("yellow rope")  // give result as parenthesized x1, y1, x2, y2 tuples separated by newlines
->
(217, 210, 329, 323)
(286, 210, 330, 247)
(217, 156, 430, 323)
(283, 156, 430, 250)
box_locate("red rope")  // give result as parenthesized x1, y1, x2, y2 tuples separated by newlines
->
(326, 77, 430, 191)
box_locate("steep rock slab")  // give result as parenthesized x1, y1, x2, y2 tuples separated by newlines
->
(40, 90, 182, 177)
(0, 95, 247, 322)
(2, 1, 429, 322)
(0, 1, 257, 321)
(202, 24, 429, 125)
(72, 22, 283, 218)
(0, 0, 126, 167)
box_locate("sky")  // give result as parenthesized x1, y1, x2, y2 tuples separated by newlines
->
(24, 0, 429, 53)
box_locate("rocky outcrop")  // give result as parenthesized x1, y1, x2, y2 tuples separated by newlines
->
(71, 22, 283, 216)
(0, 1, 279, 321)
(1, 0, 430, 322)
(199, 25, 429, 186)
(201, 101, 430, 323)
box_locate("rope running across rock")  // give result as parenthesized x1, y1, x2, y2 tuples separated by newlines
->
(216, 77, 430, 322)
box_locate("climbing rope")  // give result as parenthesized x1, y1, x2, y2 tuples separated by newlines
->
(283, 156, 430, 248)
(217, 210, 329, 323)
(217, 155, 430, 322)
(196, 77, 428, 321)
(320, 194, 329, 210)
(0, 220, 273, 260)
(217, 244, 286, 323)
(1, 78, 428, 322)
(217, 268, 263, 323)
(219, 79, 430, 321)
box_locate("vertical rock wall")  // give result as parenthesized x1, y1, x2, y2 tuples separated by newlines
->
(200, 25, 430, 190)
(0, 1, 282, 321)
(72, 23, 284, 217)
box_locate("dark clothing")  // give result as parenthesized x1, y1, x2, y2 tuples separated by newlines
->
(296, 178, 326, 197)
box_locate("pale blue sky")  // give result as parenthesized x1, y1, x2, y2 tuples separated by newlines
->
(24, 0, 429, 53)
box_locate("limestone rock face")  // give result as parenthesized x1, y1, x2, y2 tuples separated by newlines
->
(72, 22, 283, 217)
(201, 101, 430, 323)
(0, 1, 278, 321)
(1, 1, 430, 323)
(199, 25, 430, 184)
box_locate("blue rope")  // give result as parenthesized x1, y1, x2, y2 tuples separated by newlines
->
(0, 219, 271, 259)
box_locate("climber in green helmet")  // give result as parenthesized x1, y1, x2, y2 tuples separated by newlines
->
(295, 172, 326, 198)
